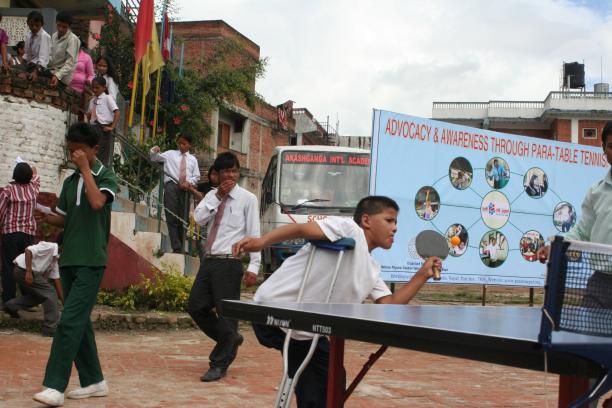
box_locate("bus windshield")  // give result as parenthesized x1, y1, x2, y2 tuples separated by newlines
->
(279, 150, 370, 210)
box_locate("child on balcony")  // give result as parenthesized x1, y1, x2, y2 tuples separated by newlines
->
(86, 76, 119, 168)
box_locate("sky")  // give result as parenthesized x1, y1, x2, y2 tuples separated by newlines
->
(177, 0, 612, 135)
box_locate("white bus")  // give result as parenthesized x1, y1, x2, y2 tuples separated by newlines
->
(260, 145, 370, 274)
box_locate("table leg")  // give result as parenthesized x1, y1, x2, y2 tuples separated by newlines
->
(327, 336, 345, 408)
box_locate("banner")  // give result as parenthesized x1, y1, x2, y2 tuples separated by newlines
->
(370, 109, 608, 286)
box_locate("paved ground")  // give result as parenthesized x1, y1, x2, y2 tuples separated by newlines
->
(2, 325, 610, 408)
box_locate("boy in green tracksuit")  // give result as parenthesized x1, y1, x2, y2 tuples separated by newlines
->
(33, 122, 117, 407)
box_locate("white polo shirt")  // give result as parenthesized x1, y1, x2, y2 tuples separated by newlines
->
(13, 241, 60, 280)
(88, 93, 118, 125)
(254, 217, 391, 340)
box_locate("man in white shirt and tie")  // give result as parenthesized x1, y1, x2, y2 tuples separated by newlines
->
(150, 133, 201, 253)
(190, 151, 261, 382)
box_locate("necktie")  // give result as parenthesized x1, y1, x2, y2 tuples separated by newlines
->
(179, 154, 187, 184)
(205, 198, 227, 254)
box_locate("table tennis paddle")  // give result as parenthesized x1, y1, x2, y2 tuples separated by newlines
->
(415, 230, 448, 280)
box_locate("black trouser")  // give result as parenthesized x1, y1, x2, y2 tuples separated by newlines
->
(1, 232, 34, 303)
(253, 323, 333, 408)
(582, 271, 612, 308)
(93, 124, 115, 168)
(187, 258, 243, 369)
(5, 266, 59, 330)
(164, 181, 189, 252)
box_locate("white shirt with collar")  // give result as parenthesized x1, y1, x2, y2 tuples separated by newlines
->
(24, 28, 51, 67)
(149, 149, 200, 185)
(254, 216, 391, 340)
(194, 184, 261, 274)
(89, 93, 118, 125)
(13, 241, 60, 279)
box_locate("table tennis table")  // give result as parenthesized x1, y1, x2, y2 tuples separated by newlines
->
(223, 301, 608, 407)
(222, 236, 612, 407)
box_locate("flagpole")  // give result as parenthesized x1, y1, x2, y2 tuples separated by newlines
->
(139, 65, 148, 144)
(152, 69, 162, 139)
(128, 62, 140, 127)
(160, 0, 168, 48)
(179, 42, 184, 77)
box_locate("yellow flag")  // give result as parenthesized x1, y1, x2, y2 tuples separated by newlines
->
(142, 23, 165, 96)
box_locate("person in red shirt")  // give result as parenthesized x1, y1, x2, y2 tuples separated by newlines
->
(0, 162, 40, 304)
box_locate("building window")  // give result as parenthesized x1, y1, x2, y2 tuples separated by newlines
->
(218, 122, 231, 148)
(583, 128, 597, 139)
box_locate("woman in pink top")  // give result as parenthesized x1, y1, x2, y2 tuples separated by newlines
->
(69, 39, 94, 94)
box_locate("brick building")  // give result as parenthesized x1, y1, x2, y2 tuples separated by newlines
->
(432, 88, 612, 148)
(172, 20, 295, 197)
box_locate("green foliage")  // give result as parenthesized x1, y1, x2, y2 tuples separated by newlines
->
(155, 38, 267, 150)
(97, 263, 194, 312)
(91, 4, 135, 99)
(112, 132, 165, 202)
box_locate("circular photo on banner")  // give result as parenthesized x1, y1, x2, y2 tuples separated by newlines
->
(414, 186, 440, 221)
(448, 157, 473, 190)
(480, 191, 510, 229)
(485, 157, 510, 190)
(445, 223, 468, 257)
(523, 167, 548, 198)
(520, 230, 545, 262)
(553, 202, 576, 232)
(479, 230, 509, 268)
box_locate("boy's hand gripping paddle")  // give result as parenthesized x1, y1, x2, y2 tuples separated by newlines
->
(415, 230, 448, 280)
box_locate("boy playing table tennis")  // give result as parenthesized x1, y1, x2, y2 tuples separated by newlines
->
(232, 195, 441, 408)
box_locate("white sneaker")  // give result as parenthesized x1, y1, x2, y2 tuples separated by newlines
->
(33, 388, 64, 406)
(66, 380, 109, 399)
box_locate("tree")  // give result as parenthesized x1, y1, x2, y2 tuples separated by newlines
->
(155, 38, 267, 151)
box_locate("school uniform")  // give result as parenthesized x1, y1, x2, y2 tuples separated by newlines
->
(23, 28, 51, 68)
(190, 185, 260, 375)
(5, 241, 60, 333)
(42, 160, 117, 392)
(88, 93, 119, 168)
(253, 216, 391, 408)
(0, 174, 40, 303)
(149, 149, 200, 252)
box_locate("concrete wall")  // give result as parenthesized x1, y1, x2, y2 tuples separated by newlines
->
(0, 74, 78, 193)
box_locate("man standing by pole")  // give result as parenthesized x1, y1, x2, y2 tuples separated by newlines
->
(189, 151, 260, 382)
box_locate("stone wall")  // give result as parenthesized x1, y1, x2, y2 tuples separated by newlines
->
(0, 73, 78, 193)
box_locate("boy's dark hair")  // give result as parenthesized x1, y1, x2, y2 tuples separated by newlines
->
(602, 122, 612, 145)
(92, 76, 106, 87)
(66, 122, 100, 147)
(177, 132, 193, 144)
(213, 151, 240, 171)
(13, 41, 25, 53)
(56, 11, 73, 25)
(27, 10, 44, 24)
(95, 55, 117, 80)
(353, 196, 399, 226)
(13, 162, 33, 184)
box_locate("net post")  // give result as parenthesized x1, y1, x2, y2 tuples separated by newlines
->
(539, 235, 568, 344)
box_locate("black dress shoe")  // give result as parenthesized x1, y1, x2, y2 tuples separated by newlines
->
(201, 366, 226, 382)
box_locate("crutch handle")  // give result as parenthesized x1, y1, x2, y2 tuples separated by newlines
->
(309, 238, 355, 252)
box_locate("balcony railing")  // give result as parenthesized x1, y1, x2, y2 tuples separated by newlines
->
(433, 91, 612, 113)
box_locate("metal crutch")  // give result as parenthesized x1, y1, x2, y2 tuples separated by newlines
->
(274, 238, 356, 408)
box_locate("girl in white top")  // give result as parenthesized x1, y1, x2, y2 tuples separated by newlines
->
(95, 55, 119, 101)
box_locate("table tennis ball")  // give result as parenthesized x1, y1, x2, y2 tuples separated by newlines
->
(450, 236, 461, 246)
